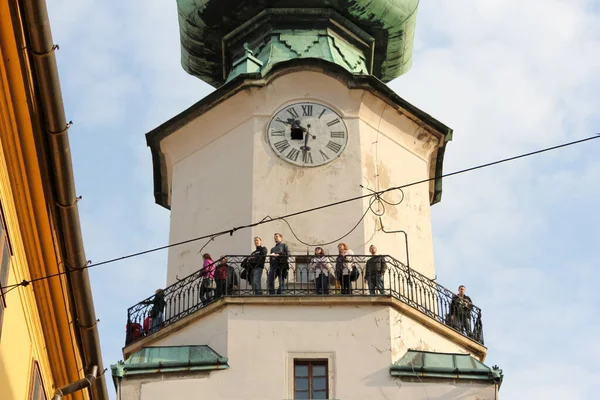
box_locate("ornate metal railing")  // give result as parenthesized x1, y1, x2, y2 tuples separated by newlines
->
(125, 255, 483, 346)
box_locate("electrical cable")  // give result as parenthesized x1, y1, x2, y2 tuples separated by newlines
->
(1, 134, 598, 292)
(278, 193, 377, 247)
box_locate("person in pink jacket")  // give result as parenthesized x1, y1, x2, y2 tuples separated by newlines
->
(199, 253, 215, 304)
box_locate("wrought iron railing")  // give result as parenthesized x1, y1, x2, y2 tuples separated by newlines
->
(125, 255, 483, 346)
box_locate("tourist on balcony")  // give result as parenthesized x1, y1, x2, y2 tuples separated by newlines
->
(214, 256, 239, 298)
(268, 233, 290, 294)
(335, 243, 354, 295)
(365, 245, 386, 295)
(141, 288, 166, 332)
(151, 289, 166, 330)
(249, 236, 268, 295)
(309, 247, 331, 295)
(450, 285, 472, 336)
(199, 253, 216, 305)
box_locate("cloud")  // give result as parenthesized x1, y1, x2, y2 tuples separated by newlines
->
(394, 2, 600, 398)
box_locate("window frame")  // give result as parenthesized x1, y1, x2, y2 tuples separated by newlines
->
(0, 201, 12, 337)
(29, 361, 47, 400)
(287, 352, 335, 400)
(293, 359, 329, 399)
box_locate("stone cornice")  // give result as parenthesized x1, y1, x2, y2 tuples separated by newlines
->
(123, 296, 486, 362)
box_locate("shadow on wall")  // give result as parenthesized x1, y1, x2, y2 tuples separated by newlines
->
(0, 351, 16, 400)
(362, 365, 399, 388)
(362, 369, 497, 398)
(231, 304, 389, 323)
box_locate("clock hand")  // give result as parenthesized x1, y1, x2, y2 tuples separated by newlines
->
(303, 125, 310, 148)
(301, 124, 315, 153)
(290, 119, 307, 141)
(278, 118, 299, 126)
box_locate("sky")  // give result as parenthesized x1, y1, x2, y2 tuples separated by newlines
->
(45, 0, 600, 399)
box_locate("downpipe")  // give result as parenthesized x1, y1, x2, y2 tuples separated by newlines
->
(52, 366, 98, 400)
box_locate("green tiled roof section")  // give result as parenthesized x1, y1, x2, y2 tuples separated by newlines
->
(111, 346, 229, 378)
(227, 31, 369, 82)
(390, 350, 503, 383)
(176, 0, 419, 87)
(226, 46, 264, 83)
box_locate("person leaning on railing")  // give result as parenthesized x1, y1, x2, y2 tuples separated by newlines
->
(309, 247, 331, 295)
(140, 288, 166, 332)
(365, 245, 386, 295)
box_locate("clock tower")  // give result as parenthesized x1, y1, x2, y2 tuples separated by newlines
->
(146, 2, 453, 286)
(113, 2, 503, 399)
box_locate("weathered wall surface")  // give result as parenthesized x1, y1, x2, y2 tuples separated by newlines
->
(154, 307, 229, 356)
(125, 303, 487, 400)
(161, 70, 442, 285)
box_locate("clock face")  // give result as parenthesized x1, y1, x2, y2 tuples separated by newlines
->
(267, 102, 348, 167)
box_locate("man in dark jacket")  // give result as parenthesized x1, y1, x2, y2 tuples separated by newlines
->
(141, 288, 166, 332)
(449, 285, 472, 336)
(364, 245, 386, 294)
(214, 257, 239, 299)
(268, 233, 290, 294)
(247, 236, 267, 295)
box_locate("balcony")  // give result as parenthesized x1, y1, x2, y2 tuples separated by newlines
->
(125, 255, 484, 347)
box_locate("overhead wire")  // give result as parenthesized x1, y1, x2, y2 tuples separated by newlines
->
(275, 186, 404, 247)
(1, 134, 598, 292)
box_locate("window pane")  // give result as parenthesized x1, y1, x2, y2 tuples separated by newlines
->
(313, 377, 327, 391)
(313, 390, 327, 399)
(0, 241, 10, 286)
(313, 365, 326, 376)
(294, 391, 309, 399)
(295, 364, 308, 377)
(32, 381, 41, 400)
(295, 377, 308, 390)
(30, 362, 47, 400)
(1, 242, 9, 279)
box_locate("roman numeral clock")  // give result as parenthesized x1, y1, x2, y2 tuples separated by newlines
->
(267, 102, 348, 167)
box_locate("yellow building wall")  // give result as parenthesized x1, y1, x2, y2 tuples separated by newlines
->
(0, 24, 53, 400)
(0, 1, 88, 399)
(0, 89, 52, 400)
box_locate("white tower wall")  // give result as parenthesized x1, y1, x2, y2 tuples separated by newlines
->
(160, 70, 443, 286)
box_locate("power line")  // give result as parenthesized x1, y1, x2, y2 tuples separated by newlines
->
(1, 134, 598, 292)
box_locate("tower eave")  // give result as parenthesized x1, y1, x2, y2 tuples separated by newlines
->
(146, 59, 452, 209)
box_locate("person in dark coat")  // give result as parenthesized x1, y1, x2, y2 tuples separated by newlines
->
(142, 288, 166, 332)
(248, 237, 267, 295)
(214, 257, 239, 298)
(364, 245, 386, 295)
(449, 285, 472, 336)
(268, 233, 290, 294)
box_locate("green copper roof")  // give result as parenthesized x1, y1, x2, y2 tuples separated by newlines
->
(176, 0, 419, 87)
(390, 350, 503, 384)
(225, 25, 370, 83)
(111, 345, 229, 382)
